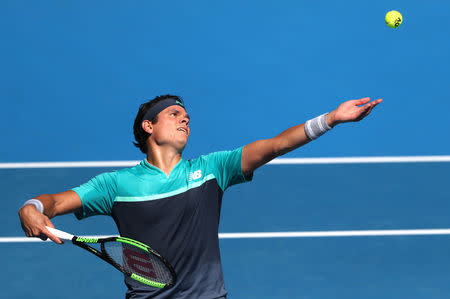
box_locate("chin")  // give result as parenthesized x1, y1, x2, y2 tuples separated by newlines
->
(176, 139, 188, 152)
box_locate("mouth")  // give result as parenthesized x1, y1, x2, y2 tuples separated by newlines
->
(177, 127, 189, 135)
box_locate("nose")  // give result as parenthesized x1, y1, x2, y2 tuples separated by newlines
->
(180, 116, 189, 126)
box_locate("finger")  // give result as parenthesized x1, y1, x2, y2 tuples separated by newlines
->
(361, 103, 372, 111)
(365, 98, 382, 108)
(353, 104, 371, 119)
(44, 218, 55, 229)
(38, 233, 49, 241)
(43, 228, 63, 244)
(365, 99, 382, 113)
(360, 98, 382, 111)
(21, 223, 31, 237)
(371, 98, 383, 106)
(358, 105, 377, 121)
(364, 105, 375, 116)
(353, 97, 371, 106)
(43, 223, 63, 244)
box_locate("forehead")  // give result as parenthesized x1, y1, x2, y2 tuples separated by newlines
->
(160, 105, 189, 118)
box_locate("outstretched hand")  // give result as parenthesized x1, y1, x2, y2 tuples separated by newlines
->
(326, 97, 383, 127)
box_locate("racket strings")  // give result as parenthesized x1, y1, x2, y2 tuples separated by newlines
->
(104, 241, 173, 285)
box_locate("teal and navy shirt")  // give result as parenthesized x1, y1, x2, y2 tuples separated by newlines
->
(72, 147, 252, 299)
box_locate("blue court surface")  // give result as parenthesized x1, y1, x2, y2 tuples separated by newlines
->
(2, 0, 450, 298)
(3, 161, 450, 298)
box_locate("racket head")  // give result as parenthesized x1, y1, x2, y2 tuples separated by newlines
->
(99, 237, 176, 289)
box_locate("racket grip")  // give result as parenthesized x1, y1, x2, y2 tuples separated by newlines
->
(45, 226, 74, 240)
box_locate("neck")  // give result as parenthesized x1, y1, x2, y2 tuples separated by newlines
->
(146, 146, 182, 176)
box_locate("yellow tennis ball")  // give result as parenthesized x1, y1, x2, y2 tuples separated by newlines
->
(385, 10, 403, 28)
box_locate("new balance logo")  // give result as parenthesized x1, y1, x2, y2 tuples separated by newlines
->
(189, 170, 202, 181)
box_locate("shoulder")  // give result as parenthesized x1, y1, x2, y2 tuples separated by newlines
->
(90, 163, 141, 185)
(114, 161, 147, 177)
(192, 147, 243, 161)
(188, 147, 244, 170)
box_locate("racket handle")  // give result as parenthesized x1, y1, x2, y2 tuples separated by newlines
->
(46, 226, 74, 240)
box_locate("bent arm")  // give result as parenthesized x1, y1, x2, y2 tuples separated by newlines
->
(35, 190, 82, 218)
(242, 123, 311, 175)
(18, 190, 82, 243)
(242, 97, 382, 175)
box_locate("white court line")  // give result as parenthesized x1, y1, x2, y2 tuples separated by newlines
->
(218, 229, 450, 238)
(0, 161, 140, 169)
(3, 229, 450, 243)
(0, 235, 116, 243)
(2, 156, 450, 169)
(269, 156, 450, 165)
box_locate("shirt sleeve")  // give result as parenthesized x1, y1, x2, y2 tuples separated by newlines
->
(71, 171, 118, 220)
(206, 146, 253, 191)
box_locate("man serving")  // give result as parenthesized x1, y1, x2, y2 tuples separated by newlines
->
(19, 94, 382, 298)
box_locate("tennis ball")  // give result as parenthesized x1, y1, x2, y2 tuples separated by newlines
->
(385, 10, 403, 28)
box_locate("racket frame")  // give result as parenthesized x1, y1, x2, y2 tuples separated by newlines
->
(71, 235, 177, 289)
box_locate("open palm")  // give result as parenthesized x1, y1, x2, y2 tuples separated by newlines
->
(329, 97, 383, 125)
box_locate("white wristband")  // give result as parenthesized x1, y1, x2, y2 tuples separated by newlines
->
(304, 113, 332, 140)
(22, 199, 44, 213)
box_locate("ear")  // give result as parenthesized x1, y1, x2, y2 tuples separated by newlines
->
(142, 120, 153, 134)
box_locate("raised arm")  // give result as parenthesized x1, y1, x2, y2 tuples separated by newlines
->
(241, 97, 382, 175)
(18, 190, 82, 243)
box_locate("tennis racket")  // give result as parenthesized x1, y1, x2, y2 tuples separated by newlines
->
(46, 226, 176, 290)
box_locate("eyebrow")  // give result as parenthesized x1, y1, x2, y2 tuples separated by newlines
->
(168, 108, 190, 120)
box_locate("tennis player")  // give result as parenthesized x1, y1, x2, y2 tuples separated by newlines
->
(19, 94, 382, 298)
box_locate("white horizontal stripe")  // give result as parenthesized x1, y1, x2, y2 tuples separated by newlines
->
(0, 235, 115, 243)
(0, 161, 140, 169)
(218, 229, 450, 238)
(3, 229, 450, 243)
(2, 156, 450, 169)
(268, 156, 450, 165)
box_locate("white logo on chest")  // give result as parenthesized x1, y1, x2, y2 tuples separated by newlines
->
(189, 170, 202, 181)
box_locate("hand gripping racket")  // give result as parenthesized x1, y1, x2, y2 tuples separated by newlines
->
(46, 226, 176, 289)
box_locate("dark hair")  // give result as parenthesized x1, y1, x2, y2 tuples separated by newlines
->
(133, 94, 183, 154)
